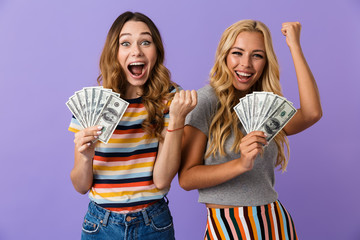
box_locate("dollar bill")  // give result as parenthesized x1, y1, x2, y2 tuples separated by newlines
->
(257, 100, 297, 142)
(66, 87, 129, 143)
(233, 91, 297, 142)
(66, 98, 86, 128)
(95, 94, 129, 144)
(252, 91, 267, 131)
(234, 101, 249, 133)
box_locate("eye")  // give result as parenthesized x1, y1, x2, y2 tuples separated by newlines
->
(253, 53, 264, 59)
(231, 51, 242, 56)
(120, 41, 130, 47)
(141, 40, 151, 46)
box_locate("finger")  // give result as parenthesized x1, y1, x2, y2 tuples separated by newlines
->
(185, 90, 192, 105)
(179, 90, 185, 100)
(246, 141, 264, 152)
(190, 90, 197, 107)
(172, 92, 179, 103)
(243, 131, 266, 139)
(241, 133, 267, 146)
(78, 142, 92, 152)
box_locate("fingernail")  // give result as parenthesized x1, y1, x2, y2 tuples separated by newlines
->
(94, 135, 98, 139)
(97, 131, 102, 135)
(97, 126, 103, 130)
(87, 143, 91, 146)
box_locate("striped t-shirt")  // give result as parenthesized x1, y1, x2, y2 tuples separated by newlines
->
(68, 93, 173, 212)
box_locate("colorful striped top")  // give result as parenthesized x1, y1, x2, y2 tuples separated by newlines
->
(68, 92, 174, 212)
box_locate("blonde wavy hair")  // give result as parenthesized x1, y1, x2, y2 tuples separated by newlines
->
(207, 19, 290, 171)
(97, 12, 177, 142)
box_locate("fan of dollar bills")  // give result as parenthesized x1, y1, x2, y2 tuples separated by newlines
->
(234, 92, 297, 143)
(66, 86, 129, 144)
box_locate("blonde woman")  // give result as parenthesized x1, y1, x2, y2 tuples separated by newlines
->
(179, 20, 322, 239)
(69, 12, 197, 239)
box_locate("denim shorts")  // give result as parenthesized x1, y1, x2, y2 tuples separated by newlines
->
(81, 198, 175, 240)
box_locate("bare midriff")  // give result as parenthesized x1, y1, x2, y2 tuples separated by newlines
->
(206, 203, 241, 209)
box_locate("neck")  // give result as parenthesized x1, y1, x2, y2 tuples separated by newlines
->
(124, 85, 143, 99)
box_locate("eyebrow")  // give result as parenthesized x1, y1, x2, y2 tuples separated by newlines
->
(119, 32, 152, 38)
(231, 47, 265, 54)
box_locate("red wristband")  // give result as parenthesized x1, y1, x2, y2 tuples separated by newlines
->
(166, 126, 185, 132)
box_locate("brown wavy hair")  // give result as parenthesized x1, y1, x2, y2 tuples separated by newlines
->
(97, 12, 177, 141)
(207, 20, 290, 171)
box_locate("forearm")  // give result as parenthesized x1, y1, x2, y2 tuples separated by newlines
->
(152, 117, 185, 190)
(179, 158, 247, 191)
(290, 44, 323, 121)
(70, 152, 94, 194)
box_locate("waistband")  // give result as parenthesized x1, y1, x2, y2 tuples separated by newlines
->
(206, 200, 281, 213)
(87, 198, 168, 226)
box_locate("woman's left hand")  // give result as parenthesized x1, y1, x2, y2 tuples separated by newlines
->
(281, 22, 301, 48)
(169, 90, 197, 121)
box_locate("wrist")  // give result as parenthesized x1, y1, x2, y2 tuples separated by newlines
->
(168, 117, 185, 129)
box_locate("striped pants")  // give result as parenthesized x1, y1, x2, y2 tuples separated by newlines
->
(204, 200, 297, 240)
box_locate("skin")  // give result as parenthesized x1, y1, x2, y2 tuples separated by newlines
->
(179, 22, 322, 208)
(227, 31, 267, 95)
(70, 20, 197, 194)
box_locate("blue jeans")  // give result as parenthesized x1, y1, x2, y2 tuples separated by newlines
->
(81, 198, 175, 240)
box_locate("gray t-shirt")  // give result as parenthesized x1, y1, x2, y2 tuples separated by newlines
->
(185, 84, 278, 206)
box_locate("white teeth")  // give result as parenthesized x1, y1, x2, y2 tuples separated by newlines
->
(129, 62, 145, 66)
(236, 71, 252, 77)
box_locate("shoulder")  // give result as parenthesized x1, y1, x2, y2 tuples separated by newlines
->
(196, 84, 218, 111)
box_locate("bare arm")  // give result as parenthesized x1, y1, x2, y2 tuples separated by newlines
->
(178, 126, 267, 191)
(152, 90, 197, 190)
(281, 22, 323, 135)
(70, 125, 102, 194)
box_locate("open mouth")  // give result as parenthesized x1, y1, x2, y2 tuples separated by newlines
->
(235, 71, 253, 82)
(128, 62, 146, 78)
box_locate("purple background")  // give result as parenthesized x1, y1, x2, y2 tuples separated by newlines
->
(1, 0, 359, 239)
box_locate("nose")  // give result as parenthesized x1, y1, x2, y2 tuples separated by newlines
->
(240, 55, 252, 68)
(131, 44, 143, 57)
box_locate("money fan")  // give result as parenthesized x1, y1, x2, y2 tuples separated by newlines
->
(234, 92, 297, 143)
(66, 86, 129, 144)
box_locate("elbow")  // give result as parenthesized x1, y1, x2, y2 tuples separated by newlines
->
(153, 178, 171, 191)
(308, 109, 323, 125)
(178, 177, 195, 191)
(76, 188, 89, 195)
(70, 172, 90, 195)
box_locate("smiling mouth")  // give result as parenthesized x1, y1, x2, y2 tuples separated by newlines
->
(235, 71, 253, 82)
(128, 62, 145, 77)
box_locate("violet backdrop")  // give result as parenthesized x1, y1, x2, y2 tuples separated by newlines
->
(1, 0, 359, 239)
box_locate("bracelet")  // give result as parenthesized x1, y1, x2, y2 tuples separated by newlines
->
(166, 126, 185, 132)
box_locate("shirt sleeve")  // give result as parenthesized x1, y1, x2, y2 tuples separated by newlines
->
(68, 116, 83, 133)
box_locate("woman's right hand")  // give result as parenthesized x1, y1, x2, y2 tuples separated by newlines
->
(74, 125, 103, 161)
(238, 131, 268, 171)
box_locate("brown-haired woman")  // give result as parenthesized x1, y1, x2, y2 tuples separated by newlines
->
(179, 20, 322, 239)
(69, 11, 197, 239)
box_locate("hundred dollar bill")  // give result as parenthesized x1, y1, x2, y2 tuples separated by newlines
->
(75, 90, 89, 127)
(95, 94, 129, 144)
(246, 94, 254, 131)
(252, 92, 267, 131)
(240, 97, 250, 132)
(66, 98, 86, 128)
(257, 94, 285, 129)
(234, 102, 249, 133)
(93, 89, 114, 125)
(253, 92, 275, 130)
(83, 87, 93, 126)
(257, 100, 297, 142)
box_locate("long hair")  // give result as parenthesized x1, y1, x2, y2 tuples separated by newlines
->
(97, 12, 177, 141)
(207, 19, 290, 171)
